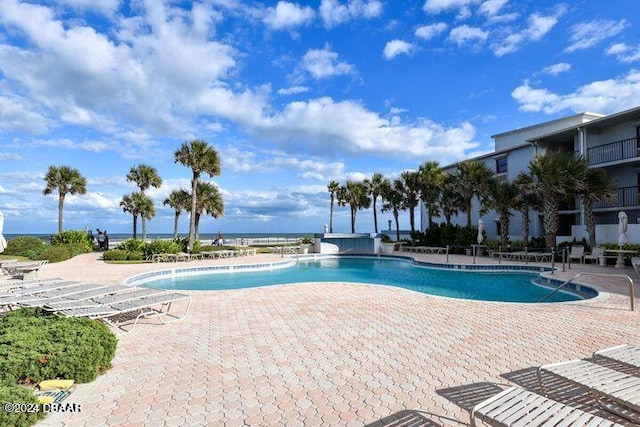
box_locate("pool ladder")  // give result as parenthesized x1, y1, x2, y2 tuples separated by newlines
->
(537, 272, 635, 311)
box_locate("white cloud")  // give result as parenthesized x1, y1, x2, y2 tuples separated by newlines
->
(0, 153, 22, 161)
(299, 45, 355, 79)
(56, 0, 120, 15)
(606, 43, 640, 63)
(383, 40, 413, 60)
(263, 1, 315, 31)
(541, 62, 571, 75)
(491, 10, 562, 56)
(479, 0, 507, 16)
(423, 0, 480, 13)
(512, 70, 640, 115)
(415, 22, 448, 40)
(277, 86, 310, 95)
(565, 19, 628, 53)
(319, 0, 382, 28)
(447, 25, 488, 47)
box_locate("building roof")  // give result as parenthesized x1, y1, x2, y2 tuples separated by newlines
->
(490, 112, 604, 139)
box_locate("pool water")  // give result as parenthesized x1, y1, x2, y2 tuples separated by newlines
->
(144, 257, 583, 303)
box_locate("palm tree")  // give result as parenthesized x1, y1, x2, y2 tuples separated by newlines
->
(43, 165, 87, 234)
(163, 189, 191, 238)
(327, 180, 340, 233)
(523, 151, 588, 248)
(513, 172, 541, 246)
(397, 171, 421, 233)
(120, 192, 154, 239)
(418, 161, 445, 228)
(126, 164, 162, 241)
(451, 160, 494, 227)
(438, 174, 463, 226)
(486, 180, 519, 248)
(337, 181, 371, 233)
(174, 140, 221, 252)
(381, 179, 405, 241)
(580, 168, 617, 248)
(365, 173, 389, 233)
(187, 182, 225, 239)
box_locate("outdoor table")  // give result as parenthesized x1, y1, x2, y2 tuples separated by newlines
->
(604, 249, 637, 269)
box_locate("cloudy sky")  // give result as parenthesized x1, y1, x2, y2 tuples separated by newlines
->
(1, 0, 639, 236)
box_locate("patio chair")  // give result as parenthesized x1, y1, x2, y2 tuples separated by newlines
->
(568, 245, 585, 264)
(584, 247, 604, 265)
(38, 285, 132, 311)
(471, 386, 623, 426)
(594, 344, 640, 370)
(0, 281, 81, 299)
(632, 257, 640, 277)
(5, 283, 106, 307)
(539, 359, 640, 420)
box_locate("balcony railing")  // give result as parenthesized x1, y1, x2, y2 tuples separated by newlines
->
(587, 137, 640, 166)
(593, 186, 639, 209)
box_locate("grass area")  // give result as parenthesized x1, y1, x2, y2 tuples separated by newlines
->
(0, 254, 29, 261)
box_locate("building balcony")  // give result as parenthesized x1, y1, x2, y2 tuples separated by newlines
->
(593, 186, 639, 209)
(587, 137, 640, 166)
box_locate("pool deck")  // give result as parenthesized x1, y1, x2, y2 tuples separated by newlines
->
(33, 252, 640, 426)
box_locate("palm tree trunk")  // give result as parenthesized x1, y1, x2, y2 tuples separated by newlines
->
(58, 193, 64, 234)
(350, 207, 356, 233)
(195, 213, 200, 240)
(394, 209, 400, 241)
(543, 199, 559, 249)
(142, 217, 147, 242)
(584, 202, 596, 248)
(466, 198, 472, 227)
(373, 198, 378, 233)
(173, 213, 180, 239)
(409, 206, 415, 233)
(500, 214, 509, 248)
(188, 175, 198, 252)
(329, 198, 334, 233)
(132, 214, 138, 239)
(521, 208, 529, 246)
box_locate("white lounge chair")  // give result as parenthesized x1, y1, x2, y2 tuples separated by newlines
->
(539, 359, 640, 420)
(568, 245, 585, 264)
(39, 285, 132, 310)
(6, 283, 105, 307)
(594, 344, 640, 370)
(0, 281, 81, 299)
(631, 257, 640, 277)
(584, 247, 604, 264)
(471, 386, 623, 426)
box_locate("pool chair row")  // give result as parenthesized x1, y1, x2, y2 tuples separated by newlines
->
(471, 344, 640, 426)
(0, 280, 191, 333)
(200, 248, 258, 258)
(0, 259, 48, 279)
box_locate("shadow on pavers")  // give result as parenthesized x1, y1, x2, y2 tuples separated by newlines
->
(436, 381, 504, 412)
(363, 409, 443, 427)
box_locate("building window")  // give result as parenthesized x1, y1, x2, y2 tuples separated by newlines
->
(496, 157, 507, 174)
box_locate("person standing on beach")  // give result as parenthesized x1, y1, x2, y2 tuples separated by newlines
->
(96, 229, 105, 251)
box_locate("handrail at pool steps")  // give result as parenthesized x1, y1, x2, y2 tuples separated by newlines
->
(538, 272, 635, 311)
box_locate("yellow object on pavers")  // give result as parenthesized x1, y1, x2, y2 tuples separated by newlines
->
(37, 395, 54, 404)
(38, 379, 75, 390)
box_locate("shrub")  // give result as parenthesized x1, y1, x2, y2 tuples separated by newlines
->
(116, 239, 146, 252)
(3, 237, 46, 257)
(0, 383, 45, 427)
(126, 251, 143, 261)
(36, 246, 73, 263)
(144, 240, 181, 258)
(380, 234, 392, 243)
(0, 308, 117, 384)
(172, 237, 201, 253)
(50, 230, 93, 252)
(102, 249, 128, 261)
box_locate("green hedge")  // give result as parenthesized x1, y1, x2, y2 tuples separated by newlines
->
(0, 382, 45, 427)
(3, 237, 46, 257)
(50, 230, 93, 253)
(0, 308, 117, 384)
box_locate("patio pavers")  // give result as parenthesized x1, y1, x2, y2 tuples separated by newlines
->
(33, 252, 640, 426)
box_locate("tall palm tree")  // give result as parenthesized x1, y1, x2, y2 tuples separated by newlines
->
(163, 189, 191, 238)
(187, 182, 225, 240)
(120, 192, 154, 239)
(381, 179, 405, 241)
(513, 172, 541, 246)
(126, 164, 162, 241)
(451, 160, 494, 227)
(581, 168, 617, 248)
(418, 161, 445, 228)
(397, 171, 421, 233)
(43, 165, 87, 234)
(438, 174, 463, 226)
(174, 140, 221, 252)
(523, 151, 588, 248)
(337, 181, 371, 233)
(365, 173, 389, 233)
(486, 180, 519, 248)
(327, 180, 340, 233)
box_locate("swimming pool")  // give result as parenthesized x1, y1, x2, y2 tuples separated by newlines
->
(138, 256, 587, 303)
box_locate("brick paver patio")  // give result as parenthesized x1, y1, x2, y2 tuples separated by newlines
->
(34, 252, 640, 426)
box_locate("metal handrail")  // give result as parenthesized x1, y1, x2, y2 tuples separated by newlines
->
(537, 272, 635, 311)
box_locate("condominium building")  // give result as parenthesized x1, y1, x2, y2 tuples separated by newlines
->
(421, 105, 640, 245)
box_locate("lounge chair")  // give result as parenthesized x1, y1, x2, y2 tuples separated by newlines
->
(539, 359, 640, 420)
(568, 245, 585, 264)
(38, 285, 132, 310)
(594, 344, 640, 370)
(471, 386, 623, 426)
(4, 283, 105, 307)
(56, 292, 192, 333)
(0, 281, 81, 299)
(584, 247, 604, 265)
(631, 257, 640, 277)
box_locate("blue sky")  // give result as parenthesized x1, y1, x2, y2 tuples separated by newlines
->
(1, 0, 639, 235)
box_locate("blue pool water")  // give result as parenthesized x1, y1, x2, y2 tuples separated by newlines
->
(144, 257, 584, 303)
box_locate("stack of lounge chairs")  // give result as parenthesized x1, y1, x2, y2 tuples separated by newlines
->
(1, 260, 48, 279)
(0, 279, 191, 333)
(471, 344, 640, 426)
